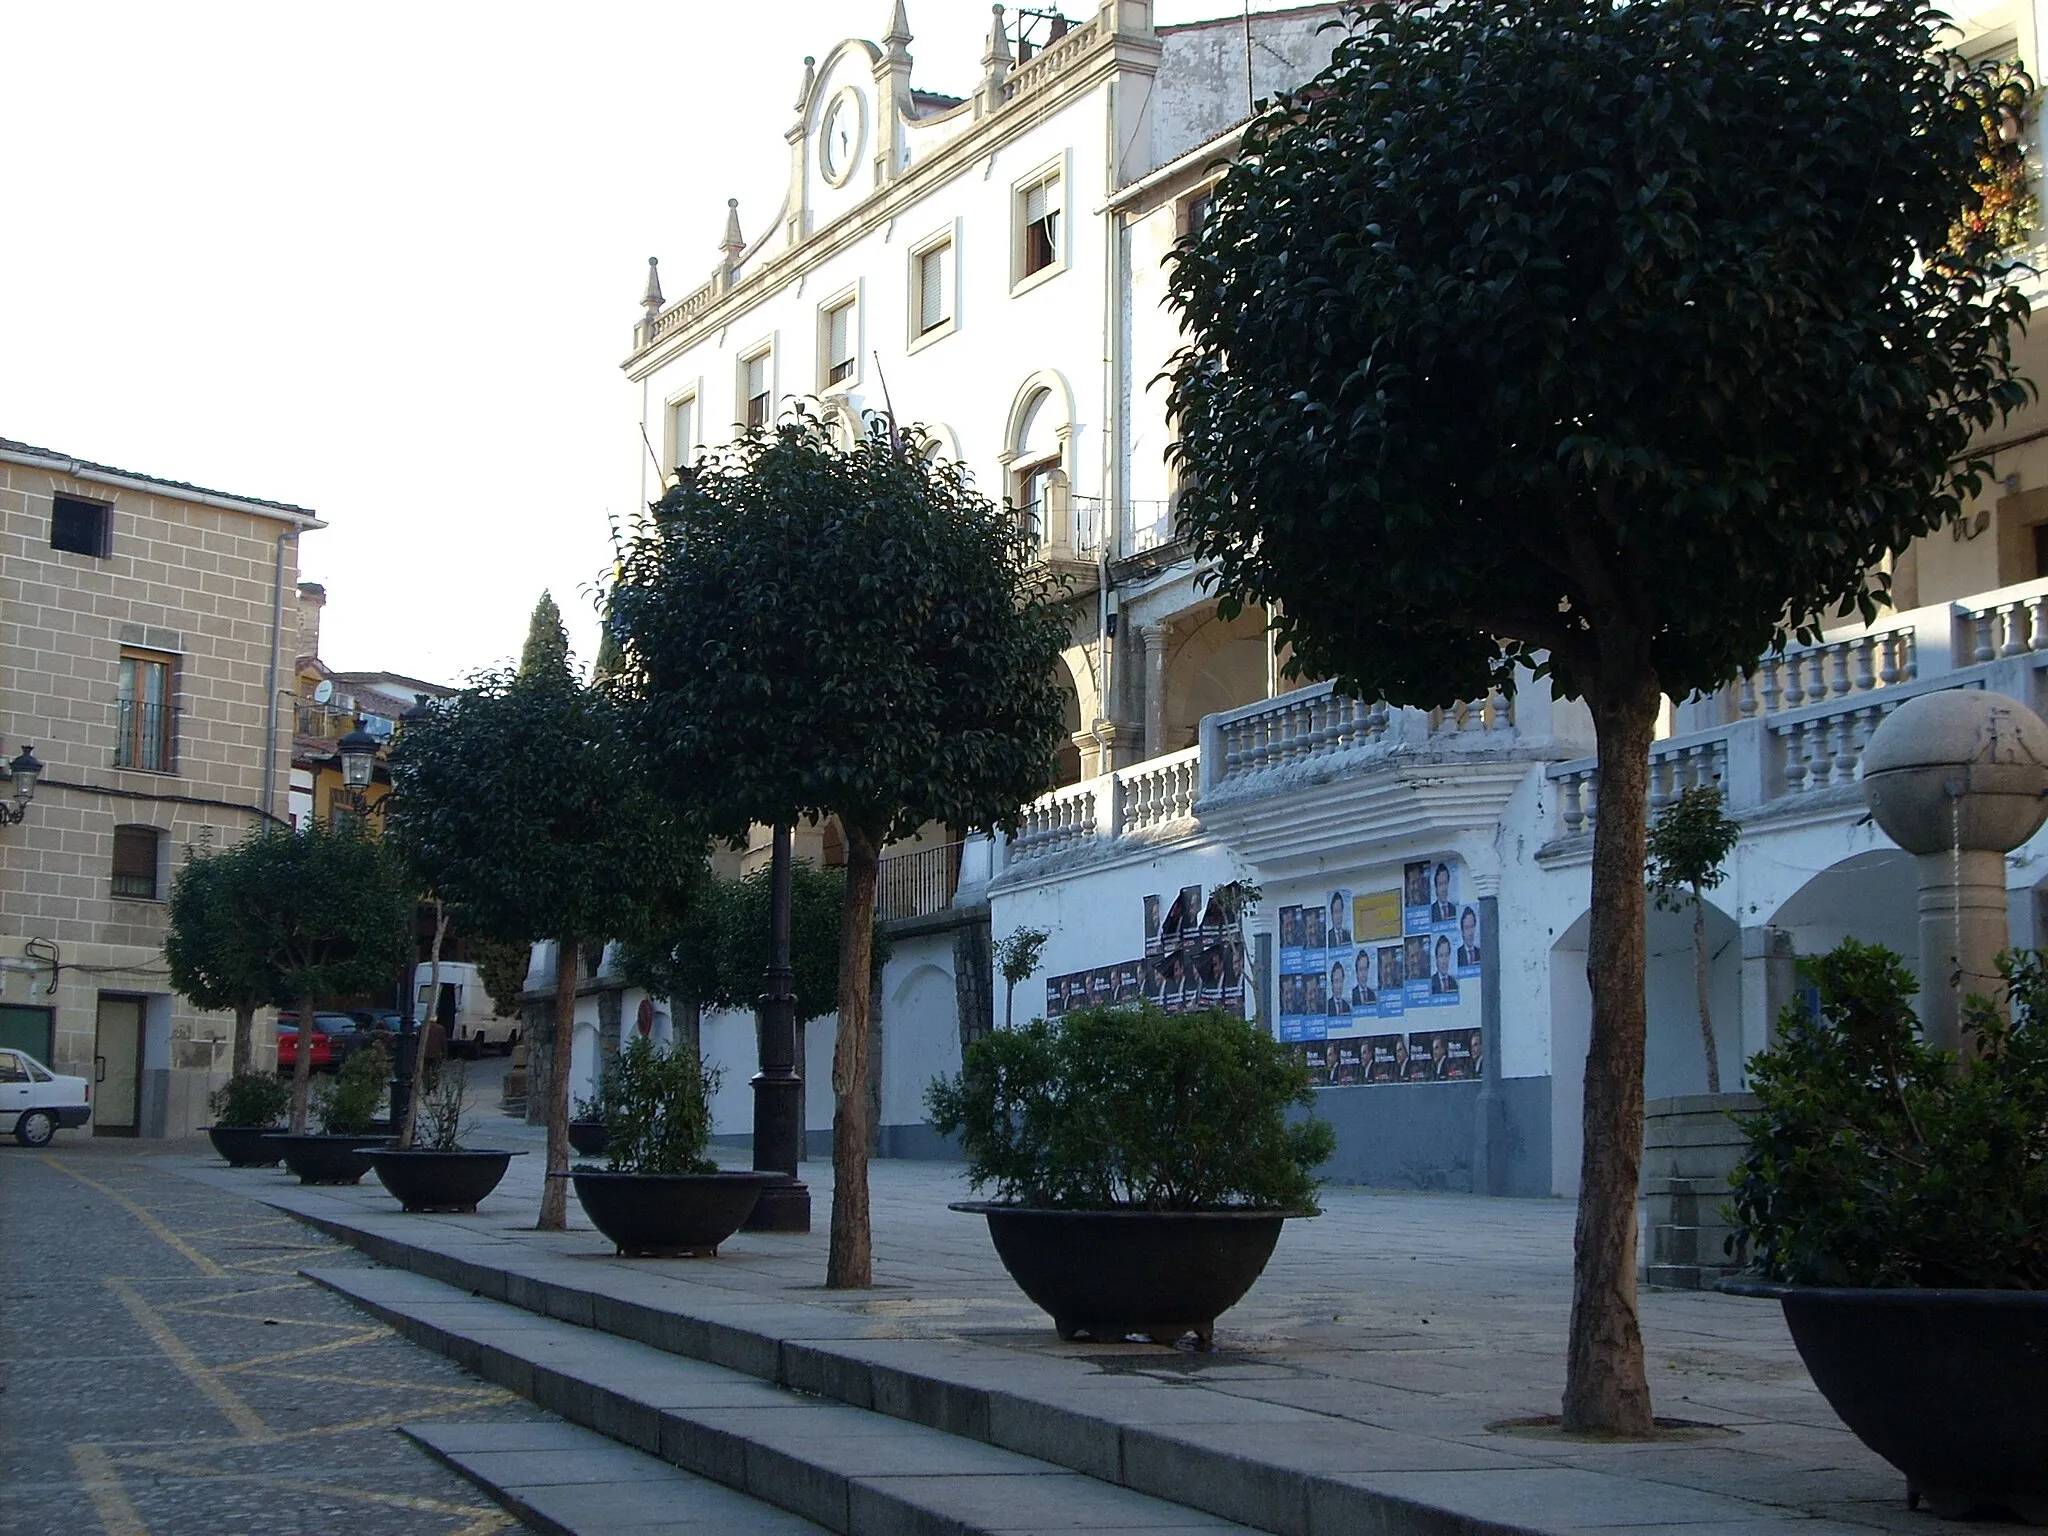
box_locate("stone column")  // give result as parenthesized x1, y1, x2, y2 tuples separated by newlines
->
(1863, 690, 2048, 1056)
(1737, 925, 1796, 1070)
(1141, 622, 1169, 759)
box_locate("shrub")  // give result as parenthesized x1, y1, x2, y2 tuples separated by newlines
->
(599, 1037, 720, 1176)
(926, 1004, 1333, 1211)
(314, 1042, 389, 1137)
(1730, 940, 2048, 1288)
(414, 1061, 470, 1153)
(207, 1071, 291, 1129)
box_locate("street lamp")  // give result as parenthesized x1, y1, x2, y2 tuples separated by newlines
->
(0, 743, 42, 826)
(337, 719, 379, 794)
(744, 822, 811, 1231)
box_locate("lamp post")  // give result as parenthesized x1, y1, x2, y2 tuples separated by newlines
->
(337, 719, 416, 1128)
(0, 743, 43, 825)
(745, 822, 811, 1230)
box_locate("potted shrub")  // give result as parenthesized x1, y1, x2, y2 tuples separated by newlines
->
(205, 1072, 293, 1167)
(564, 1036, 777, 1256)
(367, 1063, 524, 1212)
(927, 1003, 1334, 1348)
(1722, 940, 2048, 1523)
(265, 1041, 394, 1185)
(569, 1084, 609, 1158)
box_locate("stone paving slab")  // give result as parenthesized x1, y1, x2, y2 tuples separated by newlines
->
(168, 1154, 1980, 1534)
(403, 1418, 830, 1536)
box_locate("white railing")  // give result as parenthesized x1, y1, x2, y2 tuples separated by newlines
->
(1002, 16, 1103, 105)
(1960, 581, 2048, 662)
(1120, 750, 1198, 832)
(876, 841, 963, 921)
(1011, 747, 1201, 861)
(648, 278, 720, 345)
(1731, 625, 1917, 717)
(1209, 681, 1514, 791)
(1013, 780, 1099, 858)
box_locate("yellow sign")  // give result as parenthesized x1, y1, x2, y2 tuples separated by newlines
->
(1354, 890, 1402, 943)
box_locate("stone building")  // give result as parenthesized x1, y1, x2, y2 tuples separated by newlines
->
(608, 1, 2048, 1198)
(0, 436, 320, 1136)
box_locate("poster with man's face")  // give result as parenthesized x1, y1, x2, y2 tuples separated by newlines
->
(1455, 904, 1483, 978)
(1377, 945, 1407, 1018)
(1325, 889, 1354, 949)
(1403, 935, 1432, 1004)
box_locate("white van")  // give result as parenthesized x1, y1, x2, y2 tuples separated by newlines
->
(412, 961, 518, 1058)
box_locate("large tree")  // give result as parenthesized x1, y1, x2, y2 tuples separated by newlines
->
(1164, 0, 2028, 1433)
(165, 823, 412, 1131)
(386, 596, 708, 1229)
(609, 417, 1069, 1287)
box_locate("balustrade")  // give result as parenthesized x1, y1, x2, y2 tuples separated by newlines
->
(1734, 627, 1915, 718)
(875, 841, 963, 921)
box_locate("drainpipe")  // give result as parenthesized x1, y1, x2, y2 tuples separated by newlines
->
(260, 529, 294, 822)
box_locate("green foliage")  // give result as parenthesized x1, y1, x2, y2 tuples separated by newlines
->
(166, 823, 413, 1016)
(993, 927, 1049, 990)
(925, 1004, 1335, 1212)
(1164, 0, 2030, 710)
(519, 591, 571, 680)
(470, 936, 532, 1018)
(315, 1041, 389, 1137)
(1646, 786, 1740, 910)
(617, 859, 884, 1025)
(1950, 58, 2039, 260)
(596, 1036, 720, 1176)
(385, 661, 708, 958)
(414, 1060, 470, 1152)
(1730, 941, 2048, 1288)
(607, 416, 1071, 845)
(207, 1071, 291, 1129)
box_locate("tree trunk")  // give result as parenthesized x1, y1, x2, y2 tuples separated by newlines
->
(827, 826, 880, 1288)
(288, 991, 316, 1134)
(400, 902, 448, 1150)
(1561, 675, 1661, 1437)
(1004, 980, 1015, 1032)
(537, 935, 578, 1231)
(232, 1003, 255, 1077)
(1694, 893, 1720, 1096)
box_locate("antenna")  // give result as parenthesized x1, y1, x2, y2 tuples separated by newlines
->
(871, 349, 903, 453)
(1244, 0, 1254, 115)
(639, 422, 668, 487)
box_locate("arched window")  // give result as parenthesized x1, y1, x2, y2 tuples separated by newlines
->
(1013, 389, 1064, 543)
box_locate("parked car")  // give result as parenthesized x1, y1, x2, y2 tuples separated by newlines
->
(333, 1012, 400, 1062)
(0, 1048, 91, 1146)
(275, 1019, 335, 1074)
(411, 963, 518, 1058)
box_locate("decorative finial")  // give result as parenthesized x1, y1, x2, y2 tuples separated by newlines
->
(981, 2, 1012, 107)
(794, 54, 816, 112)
(721, 199, 744, 262)
(640, 256, 664, 317)
(884, 2, 912, 62)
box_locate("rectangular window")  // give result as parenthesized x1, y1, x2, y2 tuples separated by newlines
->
(115, 650, 174, 771)
(916, 243, 950, 335)
(111, 826, 161, 900)
(823, 300, 856, 386)
(667, 395, 696, 472)
(51, 495, 111, 558)
(743, 352, 772, 429)
(1184, 188, 1214, 239)
(1021, 173, 1061, 276)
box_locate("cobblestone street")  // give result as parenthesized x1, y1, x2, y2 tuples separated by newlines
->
(0, 1139, 545, 1536)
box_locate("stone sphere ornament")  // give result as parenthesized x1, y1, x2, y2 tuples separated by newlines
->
(1861, 689, 2048, 855)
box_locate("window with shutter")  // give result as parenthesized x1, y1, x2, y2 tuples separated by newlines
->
(825, 302, 855, 385)
(917, 244, 949, 334)
(1022, 175, 1060, 275)
(111, 826, 161, 900)
(115, 650, 175, 771)
(744, 353, 771, 428)
(668, 396, 696, 471)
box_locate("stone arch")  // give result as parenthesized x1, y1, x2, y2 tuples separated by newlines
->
(1765, 847, 1918, 962)
(1159, 603, 1267, 752)
(1000, 371, 1076, 541)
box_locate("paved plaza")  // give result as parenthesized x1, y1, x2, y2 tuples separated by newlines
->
(165, 1131, 1992, 1536)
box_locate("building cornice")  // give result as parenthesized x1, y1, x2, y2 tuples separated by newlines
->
(0, 444, 326, 529)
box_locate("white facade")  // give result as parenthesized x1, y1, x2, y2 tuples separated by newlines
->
(620, 0, 2048, 1197)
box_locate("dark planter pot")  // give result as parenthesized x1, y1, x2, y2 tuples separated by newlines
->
(206, 1124, 284, 1167)
(564, 1170, 776, 1257)
(1722, 1280, 2048, 1523)
(367, 1149, 523, 1213)
(953, 1202, 1302, 1348)
(263, 1133, 395, 1186)
(568, 1119, 609, 1158)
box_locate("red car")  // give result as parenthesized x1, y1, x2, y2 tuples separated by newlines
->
(274, 1018, 335, 1073)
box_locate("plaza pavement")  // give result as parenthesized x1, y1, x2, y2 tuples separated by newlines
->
(156, 1123, 1992, 1536)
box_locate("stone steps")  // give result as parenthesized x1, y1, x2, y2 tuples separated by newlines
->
(315, 1264, 1257, 1536)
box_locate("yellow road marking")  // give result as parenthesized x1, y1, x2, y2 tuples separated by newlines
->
(40, 1159, 226, 1277)
(69, 1443, 147, 1536)
(215, 1329, 392, 1371)
(106, 1278, 271, 1441)
(104, 1459, 509, 1524)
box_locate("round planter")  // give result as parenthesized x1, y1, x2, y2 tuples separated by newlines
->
(568, 1119, 609, 1158)
(206, 1124, 285, 1167)
(367, 1148, 522, 1213)
(952, 1202, 1302, 1348)
(1722, 1280, 2048, 1522)
(564, 1170, 776, 1257)
(263, 1133, 394, 1185)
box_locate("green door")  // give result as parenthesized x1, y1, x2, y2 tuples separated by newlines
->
(0, 1006, 53, 1063)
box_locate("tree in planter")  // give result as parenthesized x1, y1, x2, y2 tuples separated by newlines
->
(163, 840, 285, 1077)
(598, 1035, 720, 1176)
(1163, 0, 2028, 1432)
(1645, 786, 1742, 1095)
(993, 927, 1050, 1033)
(316, 1040, 391, 1137)
(610, 417, 1070, 1287)
(386, 594, 708, 1230)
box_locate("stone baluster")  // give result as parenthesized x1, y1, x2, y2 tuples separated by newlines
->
(2033, 595, 2048, 653)
(1853, 637, 1876, 693)
(1561, 772, 1587, 834)
(1879, 632, 1900, 687)
(1781, 726, 1807, 794)
(2008, 602, 2033, 658)
(1781, 655, 1805, 709)
(1832, 710, 1859, 783)
(1738, 670, 1759, 716)
(1974, 610, 1998, 664)
(1829, 642, 1851, 697)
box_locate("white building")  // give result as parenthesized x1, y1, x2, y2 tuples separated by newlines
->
(616, 0, 2048, 1197)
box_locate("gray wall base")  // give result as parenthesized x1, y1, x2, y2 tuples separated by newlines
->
(1298, 1074, 1552, 1196)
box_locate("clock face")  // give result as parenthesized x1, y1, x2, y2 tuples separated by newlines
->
(821, 91, 861, 185)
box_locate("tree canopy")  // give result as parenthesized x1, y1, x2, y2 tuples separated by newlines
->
(1163, 0, 2030, 1435)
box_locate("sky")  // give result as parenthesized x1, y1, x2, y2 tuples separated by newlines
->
(1, 1, 1289, 685)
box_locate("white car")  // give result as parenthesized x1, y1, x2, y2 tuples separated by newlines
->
(0, 1048, 91, 1146)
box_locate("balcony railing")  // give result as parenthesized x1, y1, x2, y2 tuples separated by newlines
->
(876, 841, 963, 921)
(1013, 746, 1202, 860)
(1208, 681, 1516, 793)
(112, 699, 174, 772)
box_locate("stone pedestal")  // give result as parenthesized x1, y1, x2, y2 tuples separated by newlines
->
(1641, 1093, 1758, 1289)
